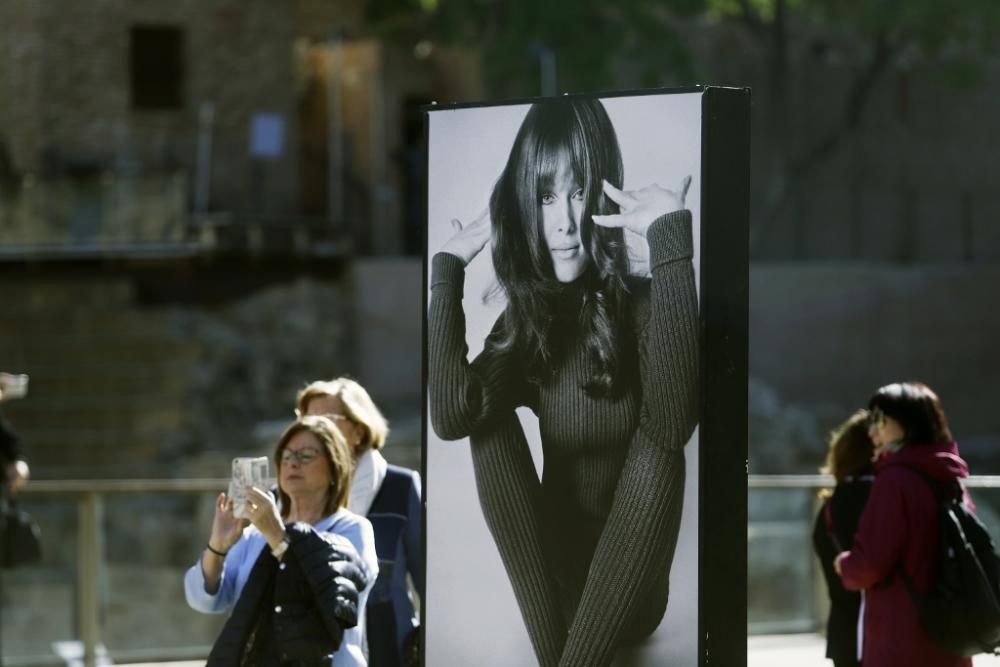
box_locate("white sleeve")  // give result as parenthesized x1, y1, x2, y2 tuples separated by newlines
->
(328, 515, 379, 592)
(183, 535, 249, 614)
(358, 516, 379, 591)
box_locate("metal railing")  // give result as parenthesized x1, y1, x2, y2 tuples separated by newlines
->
(747, 474, 1000, 635)
(13, 479, 229, 667)
(8, 476, 1000, 665)
(749, 474, 1000, 489)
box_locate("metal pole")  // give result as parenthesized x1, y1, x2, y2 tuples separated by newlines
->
(78, 492, 102, 667)
(327, 37, 344, 227)
(194, 102, 215, 215)
(369, 45, 386, 252)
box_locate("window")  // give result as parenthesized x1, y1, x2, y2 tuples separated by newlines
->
(130, 26, 184, 110)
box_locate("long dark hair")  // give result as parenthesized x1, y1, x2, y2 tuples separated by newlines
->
(488, 98, 632, 396)
(868, 381, 953, 446)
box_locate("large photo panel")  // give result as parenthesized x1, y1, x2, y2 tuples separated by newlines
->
(423, 88, 747, 666)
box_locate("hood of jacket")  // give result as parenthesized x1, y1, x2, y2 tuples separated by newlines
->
(876, 440, 969, 482)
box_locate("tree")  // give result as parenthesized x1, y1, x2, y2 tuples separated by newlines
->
(706, 0, 1000, 253)
(368, 0, 705, 98)
(370, 0, 1000, 256)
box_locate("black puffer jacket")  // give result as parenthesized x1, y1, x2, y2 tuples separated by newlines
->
(207, 522, 370, 666)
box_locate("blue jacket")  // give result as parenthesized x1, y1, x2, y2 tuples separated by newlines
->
(366, 465, 423, 667)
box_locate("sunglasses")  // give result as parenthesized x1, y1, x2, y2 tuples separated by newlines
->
(868, 408, 886, 430)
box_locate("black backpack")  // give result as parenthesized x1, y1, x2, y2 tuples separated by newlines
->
(898, 466, 1000, 657)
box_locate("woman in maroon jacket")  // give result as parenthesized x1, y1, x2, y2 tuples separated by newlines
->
(834, 382, 973, 667)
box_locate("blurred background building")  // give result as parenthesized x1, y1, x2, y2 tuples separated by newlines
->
(0, 0, 998, 663)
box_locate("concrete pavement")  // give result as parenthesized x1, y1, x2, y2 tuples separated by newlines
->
(749, 633, 1000, 667)
(116, 635, 1000, 666)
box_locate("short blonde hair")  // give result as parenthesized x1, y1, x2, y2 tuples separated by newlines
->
(273, 415, 353, 518)
(295, 377, 389, 452)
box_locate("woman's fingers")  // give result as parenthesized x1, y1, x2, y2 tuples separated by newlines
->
(678, 175, 692, 206)
(591, 214, 626, 228)
(441, 206, 492, 265)
(451, 208, 489, 234)
(246, 486, 266, 509)
(472, 207, 490, 226)
(601, 180, 635, 208)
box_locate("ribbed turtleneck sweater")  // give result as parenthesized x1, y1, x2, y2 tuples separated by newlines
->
(428, 210, 699, 667)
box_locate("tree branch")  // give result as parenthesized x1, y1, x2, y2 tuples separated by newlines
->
(736, 0, 764, 37)
(752, 32, 898, 253)
(790, 32, 894, 172)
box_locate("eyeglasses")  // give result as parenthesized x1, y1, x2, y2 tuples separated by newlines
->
(325, 414, 351, 423)
(868, 408, 886, 430)
(302, 411, 352, 425)
(281, 447, 322, 466)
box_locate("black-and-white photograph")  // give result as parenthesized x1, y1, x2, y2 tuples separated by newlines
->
(424, 90, 705, 666)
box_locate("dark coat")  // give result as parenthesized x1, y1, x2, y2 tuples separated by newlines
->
(207, 521, 370, 667)
(0, 412, 21, 466)
(839, 441, 973, 667)
(812, 477, 871, 663)
(366, 465, 422, 667)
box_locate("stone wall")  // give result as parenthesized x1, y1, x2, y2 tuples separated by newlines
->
(0, 268, 360, 477)
(0, 0, 366, 221)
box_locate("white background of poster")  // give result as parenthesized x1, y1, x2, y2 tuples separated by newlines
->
(425, 91, 702, 666)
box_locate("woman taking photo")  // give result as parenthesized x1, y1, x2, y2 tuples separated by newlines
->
(428, 97, 699, 667)
(835, 382, 973, 667)
(297, 378, 422, 667)
(185, 416, 378, 666)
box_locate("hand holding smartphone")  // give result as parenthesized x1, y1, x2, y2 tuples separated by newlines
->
(0, 373, 29, 401)
(228, 457, 270, 519)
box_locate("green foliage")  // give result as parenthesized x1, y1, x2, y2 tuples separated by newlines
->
(369, 0, 1000, 98)
(370, 0, 708, 99)
(708, 0, 1000, 54)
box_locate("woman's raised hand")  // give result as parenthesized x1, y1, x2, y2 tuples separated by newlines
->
(592, 175, 692, 237)
(245, 486, 286, 550)
(208, 492, 246, 555)
(440, 208, 491, 266)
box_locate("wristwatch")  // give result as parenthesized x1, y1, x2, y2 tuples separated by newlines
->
(271, 536, 290, 559)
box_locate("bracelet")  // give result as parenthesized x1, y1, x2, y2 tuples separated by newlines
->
(206, 543, 228, 558)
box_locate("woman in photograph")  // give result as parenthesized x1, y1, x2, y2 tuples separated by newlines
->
(812, 409, 874, 667)
(185, 415, 378, 667)
(428, 97, 699, 666)
(297, 378, 422, 667)
(834, 382, 973, 667)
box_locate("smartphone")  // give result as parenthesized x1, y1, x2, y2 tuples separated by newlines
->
(228, 456, 270, 519)
(0, 374, 28, 400)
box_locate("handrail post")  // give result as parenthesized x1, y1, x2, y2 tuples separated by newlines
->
(78, 491, 102, 667)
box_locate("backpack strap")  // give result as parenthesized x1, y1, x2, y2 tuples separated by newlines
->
(891, 464, 958, 603)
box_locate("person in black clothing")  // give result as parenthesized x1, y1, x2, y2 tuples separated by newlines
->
(428, 98, 699, 666)
(0, 374, 30, 495)
(812, 409, 875, 667)
(0, 373, 33, 667)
